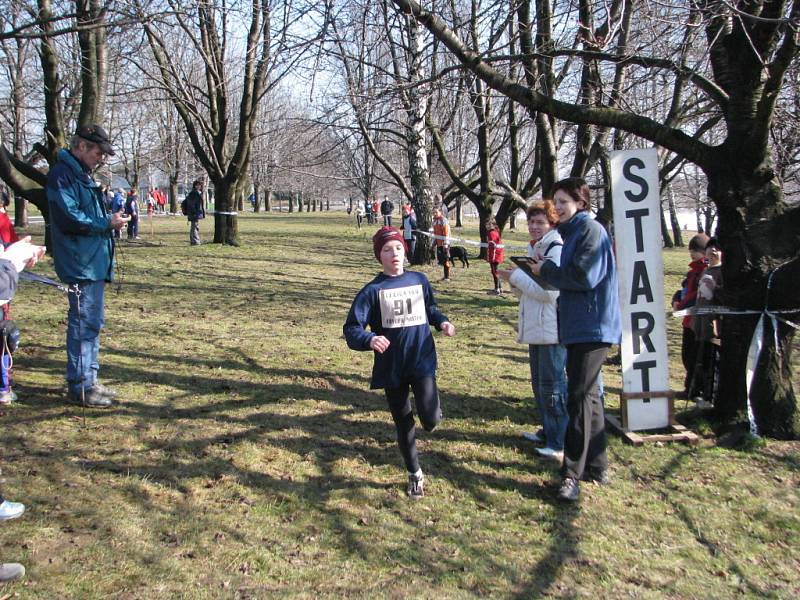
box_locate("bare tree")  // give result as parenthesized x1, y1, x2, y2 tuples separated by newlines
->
(135, 0, 317, 245)
(0, 4, 37, 227)
(0, 0, 114, 229)
(393, 0, 800, 437)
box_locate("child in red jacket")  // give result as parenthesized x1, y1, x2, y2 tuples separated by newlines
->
(486, 217, 504, 294)
(672, 233, 709, 399)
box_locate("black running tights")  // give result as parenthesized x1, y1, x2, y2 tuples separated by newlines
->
(385, 377, 442, 474)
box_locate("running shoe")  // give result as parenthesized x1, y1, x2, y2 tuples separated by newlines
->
(0, 500, 25, 521)
(406, 473, 424, 500)
(522, 430, 546, 444)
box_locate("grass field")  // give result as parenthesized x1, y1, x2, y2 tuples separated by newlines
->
(0, 211, 797, 599)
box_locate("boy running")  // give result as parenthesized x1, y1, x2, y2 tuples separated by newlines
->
(344, 227, 455, 499)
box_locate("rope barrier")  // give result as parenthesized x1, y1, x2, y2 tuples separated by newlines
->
(671, 265, 799, 437)
(414, 230, 530, 252)
(18, 271, 75, 294)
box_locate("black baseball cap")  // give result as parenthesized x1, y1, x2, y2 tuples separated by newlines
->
(76, 124, 115, 156)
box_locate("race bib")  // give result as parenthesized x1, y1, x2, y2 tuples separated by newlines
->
(379, 285, 427, 329)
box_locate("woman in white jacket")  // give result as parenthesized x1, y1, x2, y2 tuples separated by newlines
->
(499, 200, 568, 459)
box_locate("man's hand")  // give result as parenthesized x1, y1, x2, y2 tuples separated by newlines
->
(370, 335, 391, 353)
(110, 211, 130, 231)
(441, 322, 455, 337)
(1, 236, 46, 273)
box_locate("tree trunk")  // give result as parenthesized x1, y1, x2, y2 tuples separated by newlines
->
(212, 179, 239, 246)
(454, 196, 463, 228)
(703, 204, 716, 235)
(668, 184, 684, 247)
(13, 194, 27, 228)
(406, 15, 434, 266)
(169, 179, 179, 214)
(695, 200, 703, 233)
(660, 201, 674, 248)
(710, 169, 799, 438)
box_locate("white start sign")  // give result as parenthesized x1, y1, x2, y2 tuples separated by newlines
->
(611, 148, 671, 430)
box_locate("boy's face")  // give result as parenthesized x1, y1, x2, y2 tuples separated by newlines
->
(706, 245, 722, 265)
(690, 248, 705, 262)
(380, 240, 405, 275)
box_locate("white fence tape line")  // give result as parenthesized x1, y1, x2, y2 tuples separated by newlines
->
(745, 314, 765, 437)
(673, 303, 799, 437)
(415, 230, 530, 252)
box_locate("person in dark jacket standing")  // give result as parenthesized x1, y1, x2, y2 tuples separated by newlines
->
(47, 124, 129, 408)
(530, 177, 621, 502)
(380, 196, 394, 226)
(111, 188, 125, 239)
(125, 189, 140, 240)
(185, 179, 206, 245)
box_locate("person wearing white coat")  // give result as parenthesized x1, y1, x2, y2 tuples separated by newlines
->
(500, 200, 568, 460)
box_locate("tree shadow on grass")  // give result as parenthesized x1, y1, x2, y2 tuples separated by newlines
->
(622, 448, 777, 597)
(10, 343, 585, 593)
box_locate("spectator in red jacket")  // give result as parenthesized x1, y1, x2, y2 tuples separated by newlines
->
(672, 233, 709, 399)
(486, 217, 505, 295)
(0, 191, 19, 250)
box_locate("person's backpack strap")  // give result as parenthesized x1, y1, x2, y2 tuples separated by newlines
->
(544, 240, 562, 257)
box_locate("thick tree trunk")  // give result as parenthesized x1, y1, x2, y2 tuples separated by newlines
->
(703, 204, 716, 235)
(13, 195, 27, 228)
(709, 168, 799, 438)
(212, 179, 239, 246)
(404, 15, 434, 266)
(169, 179, 178, 214)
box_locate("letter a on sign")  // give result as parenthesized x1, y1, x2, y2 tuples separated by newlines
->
(611, 148, 671, 430)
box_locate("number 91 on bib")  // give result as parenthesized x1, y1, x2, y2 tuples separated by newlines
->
(379, 285, 427, 329)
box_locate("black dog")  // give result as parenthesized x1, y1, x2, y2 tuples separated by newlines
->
(449, 246, 470, 268)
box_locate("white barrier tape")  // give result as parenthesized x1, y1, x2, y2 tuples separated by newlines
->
(415, 230, 530, 252)
(213, 211, 239, 216)
(672, 305, 798, 321)
(672, 303, 800, 438)
(745, 314, 764, 437)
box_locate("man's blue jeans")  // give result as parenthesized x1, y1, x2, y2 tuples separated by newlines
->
(528, 344, 568, 451)
(66, 281, 105, 394)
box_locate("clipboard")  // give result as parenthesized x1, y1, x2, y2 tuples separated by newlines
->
(510, 256, 557, 290)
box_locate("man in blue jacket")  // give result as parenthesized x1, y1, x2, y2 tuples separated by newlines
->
(47, 124, 129, 408)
